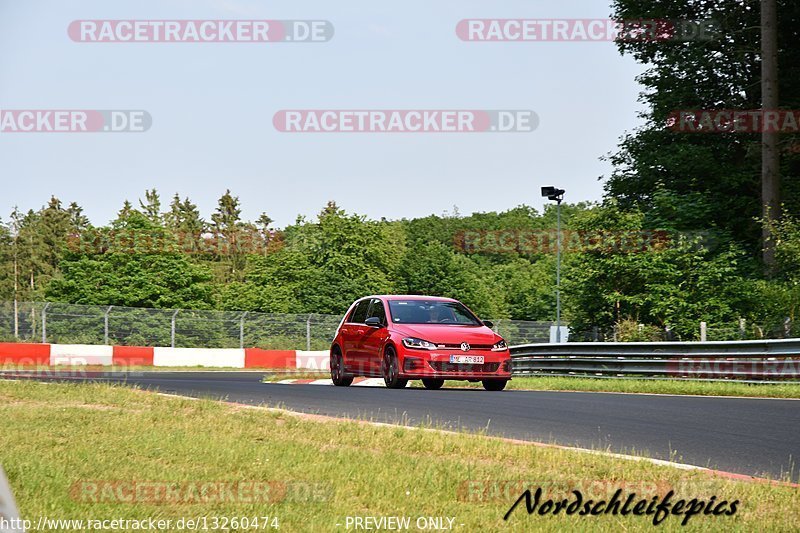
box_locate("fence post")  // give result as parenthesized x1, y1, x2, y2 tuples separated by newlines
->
(240, 311, 248, 349)
(700, 321, 707, 342)
(41, 302, 50, 344)
(306, 314, 312, 351)
(739, 318, 746, 339)
(171, 309, 180, 348)
(104, 306, 113, 345)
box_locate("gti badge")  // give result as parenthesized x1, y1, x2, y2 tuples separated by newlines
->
(460, 342, 470, 352)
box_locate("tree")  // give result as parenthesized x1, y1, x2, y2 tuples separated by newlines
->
(7, 199, 72, 300)
(66, 202, 91, 233)
(166, 194, 205, 254)
(396, 241, 506, 319)
(211, 189, 242, 234)
(211, 190, 246, 278)
(139, 189, 162, 225)
(47, 253, 214, 309)
(562, 203, 754, 339)
(115, 201, 135, 227)
(761, 0, 780, 267)
(39, 196, 71, 271)
(8, 208, 23, 302)
(607, 0, 800, 262)
(491, 258, 555, 320)
(222, 204, 401, 314)
(0, 218, 13, 300)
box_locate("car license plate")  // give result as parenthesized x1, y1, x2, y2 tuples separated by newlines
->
(450, 355, 484, 364)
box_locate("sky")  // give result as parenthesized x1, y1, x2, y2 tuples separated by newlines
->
(0, 0, 646, 228)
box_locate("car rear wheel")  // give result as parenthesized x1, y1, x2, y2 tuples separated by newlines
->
(382, 347, 408, 389)
(421, 378, 444, 390)
(331, 349, 353, 387)
(482, 379, 508, 391)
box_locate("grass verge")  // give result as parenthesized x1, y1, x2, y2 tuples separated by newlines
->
(505, 375, 800, 398)
(0, 380, 797, 531)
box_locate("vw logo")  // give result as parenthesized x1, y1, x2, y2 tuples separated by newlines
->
(460, 342, 470, 352)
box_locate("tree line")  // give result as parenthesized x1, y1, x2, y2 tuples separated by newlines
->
(0, 190, 797, 341)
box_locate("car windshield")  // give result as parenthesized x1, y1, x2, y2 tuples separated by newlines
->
(387, 300, 482, 325)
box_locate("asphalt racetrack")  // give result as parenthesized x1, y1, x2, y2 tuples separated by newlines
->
(2, 370, 798, 481)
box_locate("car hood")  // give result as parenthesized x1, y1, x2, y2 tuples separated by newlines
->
(391, 324, 499, 344)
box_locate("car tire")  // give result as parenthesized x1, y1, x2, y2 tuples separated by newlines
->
(331, 349, 353, 387)
(482, 379, 508, 391)
(382, 346, 408, 389)
(421, 378, 445, 390)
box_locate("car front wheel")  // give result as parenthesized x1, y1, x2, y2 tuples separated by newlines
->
(382, 347, 408, 389)
(421, 378, 444, 390)
(482, 379, 508, 391)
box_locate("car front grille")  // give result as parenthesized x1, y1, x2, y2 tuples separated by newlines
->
(428, 362, 500, 373)
(438, 343, 494, 350)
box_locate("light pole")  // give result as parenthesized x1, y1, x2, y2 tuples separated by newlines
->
(541, 186, 565, 343)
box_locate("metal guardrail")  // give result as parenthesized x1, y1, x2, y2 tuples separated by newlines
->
(510, 339, 800, 382)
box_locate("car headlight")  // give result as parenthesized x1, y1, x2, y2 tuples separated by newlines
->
(402, 337, 438, 350)
(491, 339, 508, 352)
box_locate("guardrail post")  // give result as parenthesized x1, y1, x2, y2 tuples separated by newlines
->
(306, 314, 312, 351)
(700, 321, 707, 342)
(41, 302, 50, 344)
(171, 309, 180, 348)
(240, 311, 248, 349)
(104, 305, 113, 345)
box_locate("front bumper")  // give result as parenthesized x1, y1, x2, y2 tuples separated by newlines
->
(399, 349, 511, 379)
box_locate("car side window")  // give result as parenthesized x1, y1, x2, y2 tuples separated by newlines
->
(366, 299, 386, 325)
(349, 300, 370, 324)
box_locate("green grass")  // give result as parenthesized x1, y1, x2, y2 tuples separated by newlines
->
(260, 372, 800, 399)
(0, 380, 797, 532)
(504, 375, 800, 398)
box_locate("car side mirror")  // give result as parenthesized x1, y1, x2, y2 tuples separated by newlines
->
(482, 320, 494, 328)
(365, 317, 383, 328)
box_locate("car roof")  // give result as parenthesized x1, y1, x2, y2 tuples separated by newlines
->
(360, 295, 458, 302)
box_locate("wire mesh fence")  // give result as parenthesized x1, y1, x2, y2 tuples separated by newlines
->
(570, 318, 798, 342)
(6, 301, 789, 348)
(0, 302, 342, 350)
(0, 302, 554, 350)
(491, 319, 552, 344)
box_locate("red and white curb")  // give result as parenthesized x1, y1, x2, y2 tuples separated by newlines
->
(276, 377, 386, 387)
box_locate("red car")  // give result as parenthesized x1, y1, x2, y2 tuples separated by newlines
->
(330, 295, 511, 390)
